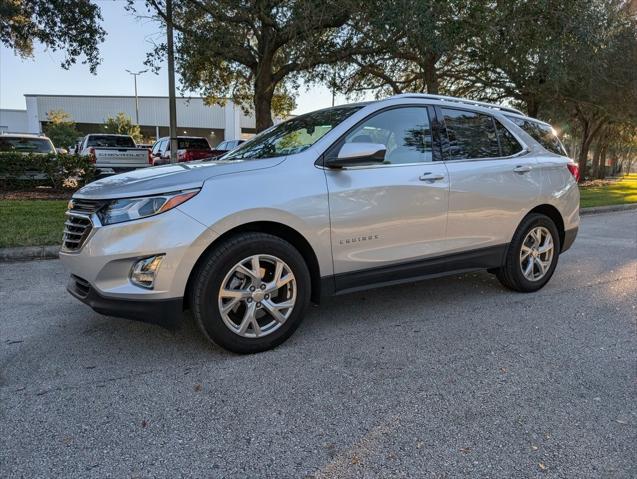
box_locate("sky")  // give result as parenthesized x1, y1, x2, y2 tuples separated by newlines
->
(0, 0, 363, 115)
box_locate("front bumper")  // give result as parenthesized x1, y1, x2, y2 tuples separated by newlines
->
(561, 226, 578, 253)
(60, 206, 218, 310)
(68, 274, 183, 327)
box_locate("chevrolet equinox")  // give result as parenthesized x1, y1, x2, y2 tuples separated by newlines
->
(61, 94, 580, 353)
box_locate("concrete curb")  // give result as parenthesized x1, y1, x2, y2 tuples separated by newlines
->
(0, 203, 635, 262)
(579, 203, 637, 215)
(0, 245, 59, 262)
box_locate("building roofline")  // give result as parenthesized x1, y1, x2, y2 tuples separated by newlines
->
(24, 94, 228, 100)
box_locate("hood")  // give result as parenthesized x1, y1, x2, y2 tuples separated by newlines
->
(74, 157, 285, 200)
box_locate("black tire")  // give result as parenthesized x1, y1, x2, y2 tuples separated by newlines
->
(496, 213, 561, 292)
(190, 233, 311, 354)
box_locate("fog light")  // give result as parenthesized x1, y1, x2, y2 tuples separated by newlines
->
(130, 255, 164, 289)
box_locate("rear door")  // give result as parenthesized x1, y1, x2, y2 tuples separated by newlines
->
(438, 107, 541, 253)
(325, 105, 449, 285)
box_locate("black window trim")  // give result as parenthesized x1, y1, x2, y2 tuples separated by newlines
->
(316, 103, 442, 169)
(435, 105, 530, 163)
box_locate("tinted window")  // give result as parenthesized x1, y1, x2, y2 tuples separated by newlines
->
(217, 141, 228, 150)
(0, 137, 54, 153)
(178, 138, 210, 150)
(223, 106, 362, 160)
(442, 108, 500, 160)
(86, 135, 136, 148)
(495, 120, 524, 156)
(506, 116, 567, 155)
(340, 107, 432, 165)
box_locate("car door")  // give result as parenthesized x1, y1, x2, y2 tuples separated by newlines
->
(437, 107, 541, 253)
(324, 105, 449, 285)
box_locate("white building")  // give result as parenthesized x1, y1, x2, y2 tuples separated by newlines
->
(0, 94, 257, 146)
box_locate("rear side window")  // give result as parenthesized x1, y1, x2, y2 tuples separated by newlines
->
(178, 138, 210, 149)
(86, 135, 136, 148)
(506, 117, 567, 156)
(0, 137, 54, 153)
(441, 109, 500, 160)
(495, 120, 524, 156)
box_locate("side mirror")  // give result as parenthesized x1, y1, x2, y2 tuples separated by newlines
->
(56, 147, 68, 155)
(326, 142, 386, 168)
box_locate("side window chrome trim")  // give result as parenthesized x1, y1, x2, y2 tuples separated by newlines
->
(316, 160, 436, 171)
(440, 148, 531, 163)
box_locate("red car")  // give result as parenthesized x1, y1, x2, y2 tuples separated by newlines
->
(150, 136, 213, 165)
(208, 139, 245, 158)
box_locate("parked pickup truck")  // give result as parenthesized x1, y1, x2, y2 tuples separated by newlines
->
(79, 134, 150, 175)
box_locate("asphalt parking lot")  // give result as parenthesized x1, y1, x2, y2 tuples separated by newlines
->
(1, 211, 635, 478)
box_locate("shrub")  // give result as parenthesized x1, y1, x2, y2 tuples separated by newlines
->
(0, 152, 96, 190)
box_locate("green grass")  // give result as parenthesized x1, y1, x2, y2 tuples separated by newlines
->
(0, 200, 67, 248)
(579, 174, 637, 208)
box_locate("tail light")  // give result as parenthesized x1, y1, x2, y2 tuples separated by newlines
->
(567, 162, 580, 182)
(88, 147, 96, 163)
(182, 151, 193, 162)
(147, 148, 153, 165)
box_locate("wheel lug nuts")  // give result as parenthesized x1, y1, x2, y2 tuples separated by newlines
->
(264, 294, 269, 299)
(256, 302, 262, 308)
(260, 284, 266, 290)
(247, 298, 252, 303)
(249, 286, 255, 292)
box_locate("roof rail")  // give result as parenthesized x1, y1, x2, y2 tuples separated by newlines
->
(387, 93, 525, 116)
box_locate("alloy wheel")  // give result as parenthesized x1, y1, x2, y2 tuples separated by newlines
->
(519, 226, 554, 281)
(218, 254, 297, 338)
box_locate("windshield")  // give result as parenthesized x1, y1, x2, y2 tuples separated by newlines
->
(222, 106, 363, 160)
(0, 137, 54, 153)
(87, 135, 136, 148)
(178, 138, 210, 150)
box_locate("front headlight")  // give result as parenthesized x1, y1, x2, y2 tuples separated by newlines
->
(97, 189, 199, 225)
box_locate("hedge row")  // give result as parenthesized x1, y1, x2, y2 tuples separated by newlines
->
(0, 153, 96, 190)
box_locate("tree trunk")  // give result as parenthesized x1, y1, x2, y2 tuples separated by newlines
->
(526, 97, 540, 118)
(575, 112, 606, 182)
(423, 53, 438, 94)
(254, 70, 275, 132)
(591, 144, 602, 179)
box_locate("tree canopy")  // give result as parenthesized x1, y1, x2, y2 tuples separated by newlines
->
(0, 0, 105, 72)
(103, 113, 143, 143)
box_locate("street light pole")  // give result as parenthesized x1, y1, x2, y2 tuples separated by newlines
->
(166, 0, 178, 164)
(125, 69, 147, 125)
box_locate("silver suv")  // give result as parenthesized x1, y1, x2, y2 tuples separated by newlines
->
(60, 94, 580, 353)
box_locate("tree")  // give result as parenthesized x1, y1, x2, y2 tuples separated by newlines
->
(43, 110, 81, 149)
(133, 0, 375, 131)
(0, 0, 105, 73)
(103, 113, 143, 143)
(331, 0, 489, 98)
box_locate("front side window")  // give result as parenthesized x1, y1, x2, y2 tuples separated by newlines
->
(338, 107, 432, 165)
(442, 108, 500, 160)
(151, 141, 162, 155)
(506, 116, 567, 156)
(223, 106, 362, 160)
(0, 137, 54, 153)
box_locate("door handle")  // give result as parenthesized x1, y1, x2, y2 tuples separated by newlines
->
(513, 165, 532, 173)
(419, 172, 445, 182)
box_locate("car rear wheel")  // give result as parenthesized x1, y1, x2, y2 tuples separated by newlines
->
(190, 233, 311, 354)
(496, 213, 561, 292)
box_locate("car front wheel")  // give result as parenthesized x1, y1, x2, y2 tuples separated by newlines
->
(190, 233, 311, 354)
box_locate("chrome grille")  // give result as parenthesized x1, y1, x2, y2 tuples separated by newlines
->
(62, 199, 104, 252)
